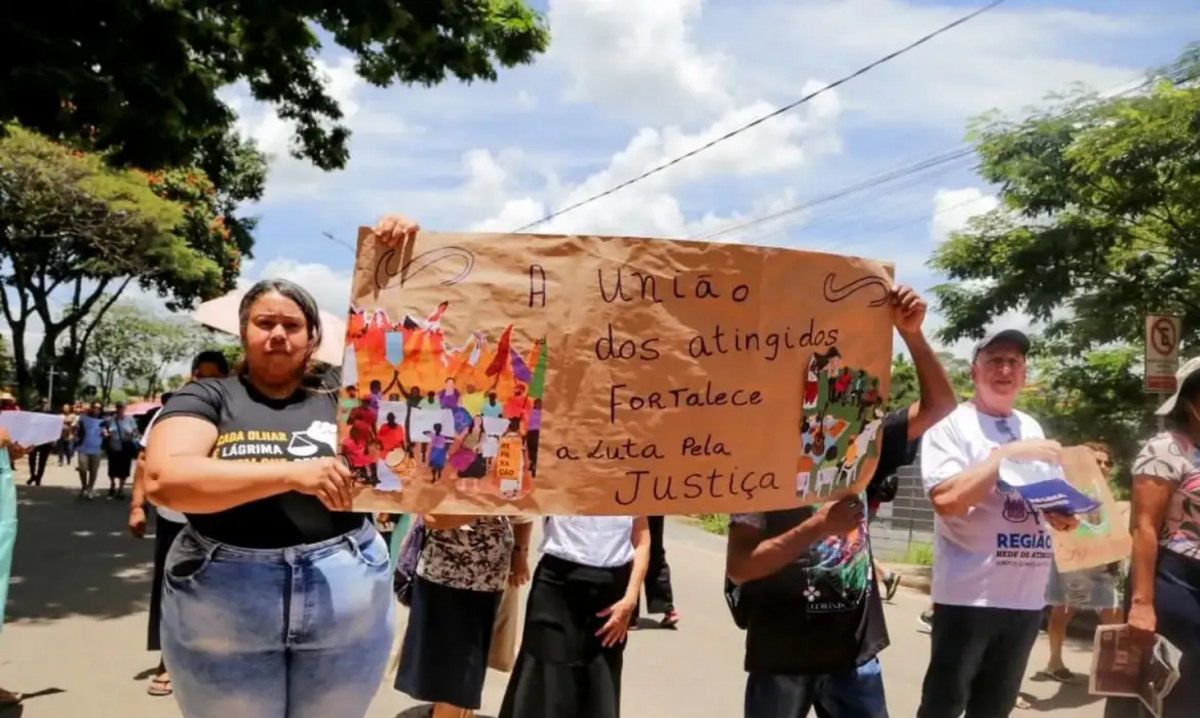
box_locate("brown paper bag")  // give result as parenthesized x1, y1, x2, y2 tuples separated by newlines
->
(1052, 446, 1132, 572)
(488, 584, 521, 672)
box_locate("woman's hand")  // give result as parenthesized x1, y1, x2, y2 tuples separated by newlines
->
(509, 549, 530, 587)
(129, 506, 147, 539)
(1128, 601, 1157, 647)
(7, 443, 31, 460)
(285, 457, 354, 511)
(373, 215, 420, 247)
(596, 595, 637, 647)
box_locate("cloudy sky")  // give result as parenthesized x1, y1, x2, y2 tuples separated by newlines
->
(5, 0, 1194, 363)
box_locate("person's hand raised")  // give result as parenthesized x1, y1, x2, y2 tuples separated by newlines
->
(286, 457, 354, 511)
(373, 215, 420, 248)
(890, 284, 927, 334)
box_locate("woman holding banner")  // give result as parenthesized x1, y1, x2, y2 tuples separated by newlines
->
(1106, 358, 1200, 718)
(499, 516, 650, 718)
(143, 215, 419, 718)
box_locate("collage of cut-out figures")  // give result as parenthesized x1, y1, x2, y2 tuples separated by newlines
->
(337, 300, 545, 504)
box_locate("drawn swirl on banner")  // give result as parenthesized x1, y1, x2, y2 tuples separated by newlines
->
(375, 246, 476, 290)
(823, 273, 890, 307)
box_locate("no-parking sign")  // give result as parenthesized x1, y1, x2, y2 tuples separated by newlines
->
(1145, 315, 1182, 392)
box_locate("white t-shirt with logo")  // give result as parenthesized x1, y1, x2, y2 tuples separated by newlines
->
(921, 403, 1052, 610)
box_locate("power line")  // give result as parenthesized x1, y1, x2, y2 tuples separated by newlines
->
(508, 0, 1008, 233)
(698, 70, 1176, 246)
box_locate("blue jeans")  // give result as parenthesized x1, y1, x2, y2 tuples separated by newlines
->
(745, 658, 888, 718)
(161, 522, 395, 718)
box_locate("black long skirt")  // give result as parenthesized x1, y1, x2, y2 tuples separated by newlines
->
(395, 574, 501, 710)
(147, 514, 185, 651)
(499, 554, 632, 718)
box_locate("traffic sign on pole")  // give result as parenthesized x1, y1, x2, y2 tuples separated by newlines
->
(1145, 315, 1182, 392)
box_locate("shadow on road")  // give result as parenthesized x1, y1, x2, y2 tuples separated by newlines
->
(1020, 683, 1104, 712)
(8, 481, 154, 624)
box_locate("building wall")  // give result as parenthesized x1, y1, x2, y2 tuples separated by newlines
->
(869, 462, 936, 560)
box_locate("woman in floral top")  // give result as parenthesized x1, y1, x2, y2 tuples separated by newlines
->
(1108, 358, 1200, 718)
(396, 514, 532, 718)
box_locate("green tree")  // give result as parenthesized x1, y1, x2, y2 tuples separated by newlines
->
(929, 45, 1200, 466)
(86, 304, 160, 405)
(0, 126, 246, 403)
(126, 319, 202, 399)
(0, 333, 11, 389)
(2, 1, 549, 172)
(887, 354, 918, 411)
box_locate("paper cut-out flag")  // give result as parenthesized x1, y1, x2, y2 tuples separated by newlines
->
(342, 345, 358, 387)
(510, 347, 532, 383)
(385, 331, 404, 366)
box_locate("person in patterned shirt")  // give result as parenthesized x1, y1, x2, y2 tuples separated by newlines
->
(1107, 357, 1200, 718)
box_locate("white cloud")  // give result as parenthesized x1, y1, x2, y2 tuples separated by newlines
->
(245, 258, 355, 317)
(469, 85, 842, 237)
(728, 0, 1144, 130)
(547, 0, 732, 121)
(931, 187, 999, 244)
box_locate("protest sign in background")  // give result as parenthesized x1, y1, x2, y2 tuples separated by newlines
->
(1052, 446, 1132, 572)
(337, 228, 894, 515)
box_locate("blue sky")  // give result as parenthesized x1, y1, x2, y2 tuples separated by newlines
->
(5, 0, 1195, 360)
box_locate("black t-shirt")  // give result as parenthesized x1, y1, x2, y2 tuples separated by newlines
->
(739, 408, 918, 676)
(155, 373, 364, 549)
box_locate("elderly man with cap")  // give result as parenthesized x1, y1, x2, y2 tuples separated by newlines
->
(916, 329, 1079, 718)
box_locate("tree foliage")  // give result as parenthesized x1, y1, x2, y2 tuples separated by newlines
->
(2, 1, 550, 172)
(86, 303, 207, 403)
(887, 351, 973, 411)
(931, 46, 1200, 352)
(0, 126, 254, 403)
(929, 44, 1200, 463)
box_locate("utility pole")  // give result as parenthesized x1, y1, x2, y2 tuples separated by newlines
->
(46, 366, 61, 407)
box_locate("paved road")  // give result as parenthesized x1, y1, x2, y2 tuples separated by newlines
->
(3, 464, 1105, 717)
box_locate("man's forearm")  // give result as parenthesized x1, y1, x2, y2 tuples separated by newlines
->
(130, 453, 147, 509)
(929, 452, 1003, 516)
(728, 515, 830, 585)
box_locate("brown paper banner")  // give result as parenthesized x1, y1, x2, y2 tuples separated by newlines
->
(337, 230, 894, 515)
(1052, 446, 1132, 572)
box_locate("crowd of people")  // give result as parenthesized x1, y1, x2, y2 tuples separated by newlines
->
(0, 212, 1197, 718)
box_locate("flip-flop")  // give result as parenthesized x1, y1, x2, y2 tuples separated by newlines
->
(148, 677, 173, 696)
(0, 689, 22, 707)
(1034, 668, 1078, 684)
(1015, 696, 1032, 710)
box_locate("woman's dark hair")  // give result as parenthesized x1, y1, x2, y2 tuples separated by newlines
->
(192, 350, 230, 375)
(237, 279, 327, 388)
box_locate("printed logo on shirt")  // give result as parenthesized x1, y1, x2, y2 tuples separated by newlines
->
(994, 530, 1054, 567)
(213, 421, 337, 462)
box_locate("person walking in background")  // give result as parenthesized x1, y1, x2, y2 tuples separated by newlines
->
(0, 426, 30, 707)
(128, 350, 231, 698)
(57, 403, 78, 467)
(917, 329, 1081, 718)
(1105, 358, 1200, 718)
(24, 399, 53, 486)
(631, 516, 680, 629)
(1035, 442, 1124, 685)
(103, 402, 140, 499)
(75, 402, 105, 499)
(725, 285, 955, 718)
(143, 217, 415, 718)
